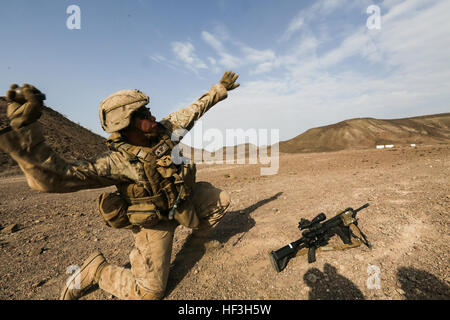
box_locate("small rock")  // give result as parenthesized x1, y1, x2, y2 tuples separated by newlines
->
(30, 247, 45, 256)
(272, 208, 279, 212)
(304, 273, 317, 284)
(1, 224, 19, 234)
(354, 255, 364, 261)
(396, 288, 405, 295)
(32, 279, 47, 288)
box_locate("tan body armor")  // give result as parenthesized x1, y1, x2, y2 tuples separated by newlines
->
(98, 124, 199, 229)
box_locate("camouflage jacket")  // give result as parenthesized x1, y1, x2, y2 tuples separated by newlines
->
(0, 84, 228, 193)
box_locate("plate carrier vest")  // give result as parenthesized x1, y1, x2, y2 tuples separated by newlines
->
(98, 125, 200, 229)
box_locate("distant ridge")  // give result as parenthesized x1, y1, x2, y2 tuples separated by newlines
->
(0, 97, 107, 174)
(1, 95, 449, 174)
(279, 113, 450, 153)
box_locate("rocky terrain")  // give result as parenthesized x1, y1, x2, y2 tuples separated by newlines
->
(0, 101, 448, 300)
(0, 144, 448, 300)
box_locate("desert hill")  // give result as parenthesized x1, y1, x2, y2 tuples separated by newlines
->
(279, 113, 450, 153)
(0, 97, 107, 174)
(192, 113, 450, 160)
(209, 144, 258, 162)
(1, 96, 449, 172)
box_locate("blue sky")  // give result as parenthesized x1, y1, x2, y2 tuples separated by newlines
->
(1, 0, 449, 150)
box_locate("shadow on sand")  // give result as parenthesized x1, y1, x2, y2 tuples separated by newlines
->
(397, 266, 450, 299)
(303, 264, 450, 300)
(165, 192, 283, 296)
(303, 263, 365, 300)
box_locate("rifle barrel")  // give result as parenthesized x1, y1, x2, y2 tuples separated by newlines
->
(355, 203, 370, 213)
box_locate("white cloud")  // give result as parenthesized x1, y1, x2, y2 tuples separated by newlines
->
(201, 31, 225, 52)
(171, 41, 207, 73)
(149, 54, 181, 71)
(280, 0, 354, 42)
(201, 30, 282, 74)
(191, 0, 450, 147)
(281, 15, 304, 42)
(207, 57, 216, 65)
(201, 31, 242, 68)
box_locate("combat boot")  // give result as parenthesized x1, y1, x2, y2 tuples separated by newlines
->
(60, 251, 109, 300)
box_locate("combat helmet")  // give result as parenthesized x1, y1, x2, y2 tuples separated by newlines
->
(99, 89, 149, 133)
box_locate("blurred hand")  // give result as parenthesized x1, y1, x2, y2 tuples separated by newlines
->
(220, 71, 240, 91)
(6, 83, 44, 129)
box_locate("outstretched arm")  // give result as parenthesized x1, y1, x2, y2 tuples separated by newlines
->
(160, 70, 240, 133)
(0, 84, 133, 193)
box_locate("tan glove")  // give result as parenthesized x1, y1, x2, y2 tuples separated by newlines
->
(6, 83, 44, 129)
(220, 70, 240, 91)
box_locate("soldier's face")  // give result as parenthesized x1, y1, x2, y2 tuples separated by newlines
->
(132, 107, 157, 134)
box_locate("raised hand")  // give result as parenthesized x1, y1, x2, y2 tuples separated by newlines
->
(219, 71, 240, 91)
(6, 83, 45, 129)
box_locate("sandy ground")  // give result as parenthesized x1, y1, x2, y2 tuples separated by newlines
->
(0, 144, 449, 300)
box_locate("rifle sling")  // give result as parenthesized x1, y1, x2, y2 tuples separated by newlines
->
(294, 240, 362, 258)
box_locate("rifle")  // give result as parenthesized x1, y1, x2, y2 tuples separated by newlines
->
(269, 203, 371, 272)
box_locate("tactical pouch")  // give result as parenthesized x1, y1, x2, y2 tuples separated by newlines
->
(180, 163, 196, 199)
(156, 155, 178, 178)
(172, 197, 200, 229)
(160, 180, 178, 208)
(127, 201, 162, 227)
(97, 192, 132, 229)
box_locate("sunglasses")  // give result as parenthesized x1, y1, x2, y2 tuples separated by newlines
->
(133, 107, 152, 120)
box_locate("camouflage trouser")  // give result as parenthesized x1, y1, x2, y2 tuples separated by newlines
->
(98, 181, 231, 300)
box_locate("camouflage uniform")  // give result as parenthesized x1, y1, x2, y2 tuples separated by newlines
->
(0, 83, 231, 299)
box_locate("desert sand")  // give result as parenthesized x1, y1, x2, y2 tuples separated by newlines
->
(0, 143, 448, 300)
